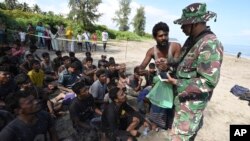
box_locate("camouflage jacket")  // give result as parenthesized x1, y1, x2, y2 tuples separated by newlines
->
(176, 33, 223, 97)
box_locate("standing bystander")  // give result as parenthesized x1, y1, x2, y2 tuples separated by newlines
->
(102, 30, 109, 52)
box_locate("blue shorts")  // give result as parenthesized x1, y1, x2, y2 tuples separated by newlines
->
(62, 93, 76, 105)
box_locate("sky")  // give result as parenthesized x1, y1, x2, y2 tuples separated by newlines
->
(1, 0, 250, 46)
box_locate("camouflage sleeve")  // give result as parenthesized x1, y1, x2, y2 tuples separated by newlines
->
(176, 40, 223, 95)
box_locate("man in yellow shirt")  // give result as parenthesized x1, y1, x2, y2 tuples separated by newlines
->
(66, 27, 74, 52)
(28, 60, 45, 88)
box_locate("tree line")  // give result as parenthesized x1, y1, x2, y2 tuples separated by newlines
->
(1, 0, 146, 36)
(1, 0, 42, 14)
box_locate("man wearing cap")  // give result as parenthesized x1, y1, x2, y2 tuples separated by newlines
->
(165, 3, 223, 140)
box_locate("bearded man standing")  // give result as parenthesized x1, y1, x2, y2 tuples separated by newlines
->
(140, 22, 181, 130)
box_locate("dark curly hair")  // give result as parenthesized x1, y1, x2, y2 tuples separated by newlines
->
(152, 22, 169, 38)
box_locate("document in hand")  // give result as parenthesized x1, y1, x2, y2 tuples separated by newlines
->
(158, 72, 168, 81)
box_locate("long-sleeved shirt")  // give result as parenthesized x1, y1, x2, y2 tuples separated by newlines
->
(176, 32, 223, 98)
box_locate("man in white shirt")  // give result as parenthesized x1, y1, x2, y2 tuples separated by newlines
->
(102, 30, 108, 52)
(77, 32, 83, 51)
(82, 31, 91, 52)
(18, 29, 26, 45)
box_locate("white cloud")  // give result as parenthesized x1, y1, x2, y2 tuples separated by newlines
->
(96, 0, 185, 42)
(223, 29, 250, 37)
(97, 0, 141, 31)
(240, 29, 250, 36)
(97, 0, 139, 31)
(39, 1, 70, 15)
(97, 0, 180, 33)
(143, 5, 180, 32)
(97, 0, 120, 29)
(0, 0, 38, 7)
(18, 0, 37, 6)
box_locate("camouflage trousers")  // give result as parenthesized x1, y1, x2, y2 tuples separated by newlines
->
(166, 95, 208, 141)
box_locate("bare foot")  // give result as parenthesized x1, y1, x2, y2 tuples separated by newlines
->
(56, 111, 68, 117)
(129, 130, 140, 137)
(151, 123, 159, 132)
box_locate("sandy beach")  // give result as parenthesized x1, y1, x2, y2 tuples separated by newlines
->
(44, 40, 250, 141)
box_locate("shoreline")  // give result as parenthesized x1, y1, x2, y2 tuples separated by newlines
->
(224, 51, 250, 60)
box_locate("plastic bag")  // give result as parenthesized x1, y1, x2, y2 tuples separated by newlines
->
(146, 76, 173, 108)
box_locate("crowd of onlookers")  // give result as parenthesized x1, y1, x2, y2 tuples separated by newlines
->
(0, 21, 109, 53)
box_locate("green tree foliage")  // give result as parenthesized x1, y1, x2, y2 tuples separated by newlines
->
(0, 9, 17, 27)
(47, 11, 55, 16)
(0, 2, 7, 9)
(22, 2, 32, 12)
(15, 3, 22, 10)
(1, 1, 32, 12)
(14, 2, 31, 12)
(4, 0, 17, 10)
(68, 0, 102, 32)
(32, 4, 42, 14)
(0, 1, 151, 42)
(113, 0, 131, 31)
(0, 8, 68, 42)
(132, 6, 146, 36)
(0, 9, 66, 29)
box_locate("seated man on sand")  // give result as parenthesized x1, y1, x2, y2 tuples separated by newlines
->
(82, 57, 97, 85)
(58, 62, 81, 92)
(0, 90, 58, 141)
(70, 82, 102, 133)
(44, 81, 69, 117)
(89, 69, 107, 110)
(57, 62, 82, 105)
(102, 86, 150, 141)
(126, 66, 143, 97)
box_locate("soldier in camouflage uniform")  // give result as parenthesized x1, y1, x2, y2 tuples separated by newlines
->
(165, 3, 224, 141)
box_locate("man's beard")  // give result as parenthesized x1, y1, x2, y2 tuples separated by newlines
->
(156, 39, 169, 50)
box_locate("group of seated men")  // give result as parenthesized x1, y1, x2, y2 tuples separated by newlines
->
(0, 42, 158, 141)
